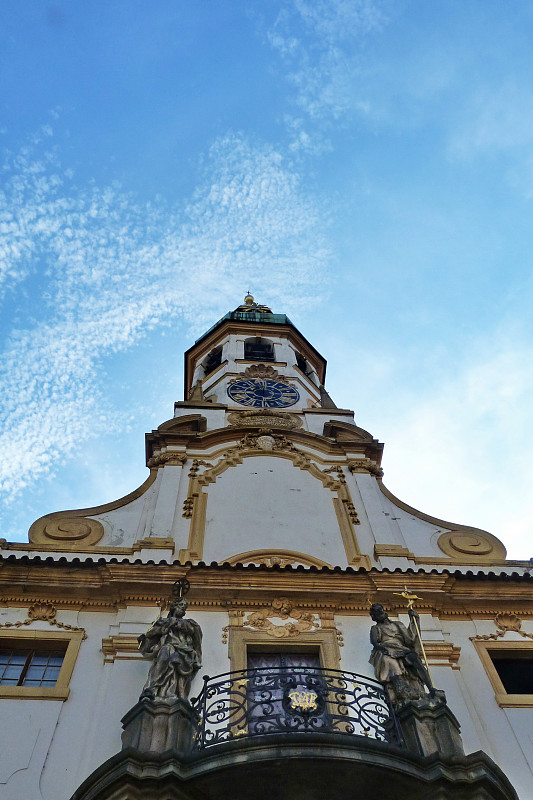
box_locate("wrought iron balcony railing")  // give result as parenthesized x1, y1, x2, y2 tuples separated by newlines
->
(192, 667, 403, 749)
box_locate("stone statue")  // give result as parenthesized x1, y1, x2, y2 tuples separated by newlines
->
(369, 603, 435, 707)
(138, 596, 202, 701)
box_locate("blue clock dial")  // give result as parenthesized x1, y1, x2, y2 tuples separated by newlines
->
(227, 378, 300, 408)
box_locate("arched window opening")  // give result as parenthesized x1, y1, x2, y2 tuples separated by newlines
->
(204, 346, 222, 376)
(295, 352, 309, 375)
(244, 337, 275, 362)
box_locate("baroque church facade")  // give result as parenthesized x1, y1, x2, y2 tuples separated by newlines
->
(0, 296, 532, 799)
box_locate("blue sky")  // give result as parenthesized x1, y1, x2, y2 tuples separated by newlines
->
(1, 1, 533, 559)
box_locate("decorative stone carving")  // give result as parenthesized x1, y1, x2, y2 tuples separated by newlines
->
(182, 498, 194, 518)
(243, 364, 280, 380)
(437, 529, 507, 561)
(147, 452, 187, 468)
(227, 408, 302, 430)
(28, 515, 104, 547)
(0, 603, 87, 638)
(470, 612, 533, 641)
(221, 550, 332, 569)
(348, 458, 384, 478)
(236, 430, 298, 454)
(244, 597, 319, 638)
(188, 459, 212, 477)
(138, 585, 202, 701)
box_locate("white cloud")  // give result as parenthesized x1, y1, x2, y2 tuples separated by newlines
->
(267, 0, 387, 126)
(0, 131, 329, 501)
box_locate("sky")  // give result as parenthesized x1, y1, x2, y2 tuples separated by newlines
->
(1, 0, 533, 560)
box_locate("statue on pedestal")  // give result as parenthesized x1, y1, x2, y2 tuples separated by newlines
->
(138, 580, 202, 702)
(369, 602, 435, 708)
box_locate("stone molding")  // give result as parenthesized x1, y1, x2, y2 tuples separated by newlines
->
(0, 602, 87, 638)
(470, 612, 533, 642)
(178, 434, 365, 567)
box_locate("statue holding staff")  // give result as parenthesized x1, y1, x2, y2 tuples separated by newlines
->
(369, 602, 434, 707)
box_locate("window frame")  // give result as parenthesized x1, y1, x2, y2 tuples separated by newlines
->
(472, 639, 533, 707)
(228, 626, 341, 674)
(0, 628, 83, 700)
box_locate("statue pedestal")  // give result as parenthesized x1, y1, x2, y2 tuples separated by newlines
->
(396, 697, 465, 758)
(121, 697, 198, 755)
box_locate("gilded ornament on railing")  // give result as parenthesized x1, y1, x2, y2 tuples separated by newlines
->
(244, 597, 319, 638)
(288, 689, 318, 711)
(0, 603, 87, 639)
(192, 667, 400, 748)
(28, 516, 104, 547)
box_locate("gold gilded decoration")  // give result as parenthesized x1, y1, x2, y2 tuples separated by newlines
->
(182, 498, 195, 518)
(147, 453, 187, 468)
(348, 458, 384, 478)
(471, 612, 533, 642)
(29, 516, 104, 547)
(0, 603, 87, 639)
(288, 689, 318, 711)
(244, 597, 319, 638)
(178, 436, 365, 565)
(221, 549, 333, 569)
(374, 544, 415, 559)
(227, 408, 302, 430)
(236, 430, 298, 454)
(346, 502, 360, 524)
(256, 435, 276, 450)
(438, 530, 507, 562)
(188, 459, 213, 477)
(243, 364, 280, 380)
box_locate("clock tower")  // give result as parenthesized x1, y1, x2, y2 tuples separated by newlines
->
(182, 294, 327, 411)
(0, 295, 529, 800)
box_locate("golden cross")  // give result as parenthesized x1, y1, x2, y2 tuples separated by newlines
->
(393, 585, 423, 609)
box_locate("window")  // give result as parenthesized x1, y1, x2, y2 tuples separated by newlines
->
(204, 347, 222, 376)
(0, 646, 65, 687)
(246, 650, 323, 735)
(490, 652, 533, 694)
(295, 352, 309, 375)
(0, 629, 83, 700)
(244, 337, 275, 362)
(472, 639, 533, 707)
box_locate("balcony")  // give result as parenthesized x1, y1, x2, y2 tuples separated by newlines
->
(72, 667, 519, 800)
(192, 666, 402, 748)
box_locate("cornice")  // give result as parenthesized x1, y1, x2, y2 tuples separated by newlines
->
(0, 560, 531, 617)
(184, 319, 327, 393)
(378, 480, 507, 561)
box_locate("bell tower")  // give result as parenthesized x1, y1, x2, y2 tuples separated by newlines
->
(182, 294, 328, 413)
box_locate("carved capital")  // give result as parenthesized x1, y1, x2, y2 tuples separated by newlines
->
(147, 452, 187, 468)
(348, 458, 384, 478)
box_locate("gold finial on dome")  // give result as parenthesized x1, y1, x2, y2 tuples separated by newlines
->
(244, 292, 254, 306)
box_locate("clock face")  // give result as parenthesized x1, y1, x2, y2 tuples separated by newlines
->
(227, 378, 300, 408)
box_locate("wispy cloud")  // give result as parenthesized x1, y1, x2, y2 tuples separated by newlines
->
(0, 130, 329, 500)
(267, 0, 387, 142)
